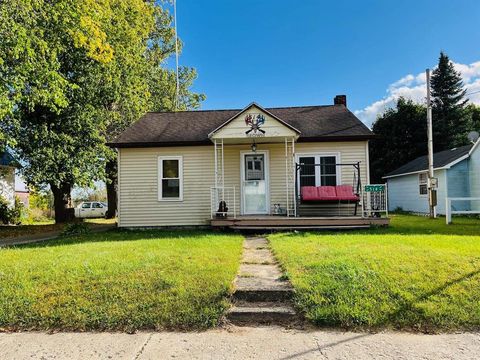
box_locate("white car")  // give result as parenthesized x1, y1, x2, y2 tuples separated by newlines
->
(75, 202, 108, 218)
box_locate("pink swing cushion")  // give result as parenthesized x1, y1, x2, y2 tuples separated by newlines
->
(300, 185, 359, 202)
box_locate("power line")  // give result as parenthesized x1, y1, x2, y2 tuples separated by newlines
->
(173, 0, 179, 111)
(466, 90, 480, 96)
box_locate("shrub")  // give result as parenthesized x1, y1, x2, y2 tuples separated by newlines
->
(9, 196, 25, 224)
(62, 222, 91, 236)
(0, 195, 9, 224)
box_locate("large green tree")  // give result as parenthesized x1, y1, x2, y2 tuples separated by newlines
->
(370, 98, 427, 183)
(430, 52, 469, 150)
(102, 5, 205, 218)
(0, 0, 184, 222)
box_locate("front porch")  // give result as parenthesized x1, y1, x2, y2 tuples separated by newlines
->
(208, 102, 389, 230)
(211, 215, 389, 230)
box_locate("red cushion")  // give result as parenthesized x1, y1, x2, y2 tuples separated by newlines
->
(335, 185, 360, 201)
(316, 186, 337, 200)
(301, 186, 318, 201)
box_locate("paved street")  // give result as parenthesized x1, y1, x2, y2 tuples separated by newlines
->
(1, 326, 479, 359)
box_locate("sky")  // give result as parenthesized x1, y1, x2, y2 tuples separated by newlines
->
(167, 0, 480, 127)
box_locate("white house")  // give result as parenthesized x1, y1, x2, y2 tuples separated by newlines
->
(110, 97, 389, 229)
(384, 140, 480, 215)
(0, 150, 16, 208)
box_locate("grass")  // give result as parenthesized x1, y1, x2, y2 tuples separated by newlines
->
(269, 214, 480, 332)
(0, 218, 116, 240)
(0, 229, 243, 331)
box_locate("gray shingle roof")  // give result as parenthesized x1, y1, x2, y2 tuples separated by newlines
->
(384, 144, 473, 178)
(110, 104, 374, 147)
(0, 149, 15, 167)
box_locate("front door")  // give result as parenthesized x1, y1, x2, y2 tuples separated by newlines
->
(242, 152, 269, 214)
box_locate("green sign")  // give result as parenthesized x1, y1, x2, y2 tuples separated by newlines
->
(364, 185, 385, 192)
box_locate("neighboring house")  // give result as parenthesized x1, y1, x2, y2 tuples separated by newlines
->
(15, 176, 30, 208)
(0, 150, 16, 207)
(110, 97, 387, 229)
(384, 140, 480, 215)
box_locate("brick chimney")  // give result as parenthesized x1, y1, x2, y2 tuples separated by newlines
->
(334, 95, 347, 107)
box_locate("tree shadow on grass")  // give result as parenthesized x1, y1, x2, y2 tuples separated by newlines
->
(379, 267, 480, 331)
(6, 228, 228, 250)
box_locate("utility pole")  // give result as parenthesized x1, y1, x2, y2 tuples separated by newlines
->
(426, 69, 437, 218)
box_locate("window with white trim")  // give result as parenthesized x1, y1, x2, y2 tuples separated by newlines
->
(158, 156, 183, 201)
(298, 154, 339, 188)
(419, 172, 428, 195)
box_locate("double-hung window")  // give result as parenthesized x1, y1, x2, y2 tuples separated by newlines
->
(418, 173, 428, 196)
(298, 154, 339, 190)
(158, 156, 183, 201)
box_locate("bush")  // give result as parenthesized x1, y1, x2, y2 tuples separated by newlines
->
(0, 196, 24, 225)
(0, 196, 9, 224)
(10, 196, 25, 224)
(62, 222, 91, 236)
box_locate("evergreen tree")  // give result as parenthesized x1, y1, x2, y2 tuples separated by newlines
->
(430, 52, 469, 150)
(370, 98, 427, 182)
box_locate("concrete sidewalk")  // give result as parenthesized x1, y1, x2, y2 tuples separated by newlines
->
(1, 326, 479, 359)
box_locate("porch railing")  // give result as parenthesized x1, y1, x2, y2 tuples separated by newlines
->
(210, 186, 237, 219)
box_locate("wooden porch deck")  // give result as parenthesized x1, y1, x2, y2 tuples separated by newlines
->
(211, 216, 389, 230)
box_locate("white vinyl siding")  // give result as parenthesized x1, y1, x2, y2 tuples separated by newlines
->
(118, 141, 369, 227)
(0, 166, 15, 208)
(387, 170, 447, 214)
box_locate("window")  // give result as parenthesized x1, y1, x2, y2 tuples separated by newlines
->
(419, 173, 428, 195)
(81, 202, 91, 209)
(92, 202, 103, 208)
(159, 156, 183, 201)
(319, 156, 337, 186)
(298, 157, 316, 187)
(298, 154, 339, 189)
(245, 155, 265, 181)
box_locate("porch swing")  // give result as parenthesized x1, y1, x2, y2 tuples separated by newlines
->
(295, 161, 362, 216)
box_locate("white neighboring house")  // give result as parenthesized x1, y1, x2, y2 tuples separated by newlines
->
(0, 150, 16, 208)
(383, 139, 480, 215)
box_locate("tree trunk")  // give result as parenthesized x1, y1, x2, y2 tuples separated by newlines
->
(51, 182, 72, 223)
(105, 157, 117, 219)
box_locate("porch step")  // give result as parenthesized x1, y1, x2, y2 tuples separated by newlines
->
(233, 288, 293, 302)
(227, 301, 298, 325)
(232, 225, 370, 231)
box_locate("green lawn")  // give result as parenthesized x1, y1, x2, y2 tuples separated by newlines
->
(0, 230, 243, 331)
(269, 214, 480, 332)
(0, 218, 117, 239)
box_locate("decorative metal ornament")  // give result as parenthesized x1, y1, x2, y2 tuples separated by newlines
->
(245, 113, 266, 135)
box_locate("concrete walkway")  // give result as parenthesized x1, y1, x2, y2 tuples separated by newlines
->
(228, 236, 297, 324)
(1, 327, 479, 359)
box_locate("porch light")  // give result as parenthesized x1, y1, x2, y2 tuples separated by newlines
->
(251, 141, 257, 153)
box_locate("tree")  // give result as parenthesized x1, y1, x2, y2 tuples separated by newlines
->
(1, 0, 156, 222)
(466, 104, 480, 134)
(430, 52, 469, 150)
(103, 5, 205, 218)
(370, 98, 427, 183)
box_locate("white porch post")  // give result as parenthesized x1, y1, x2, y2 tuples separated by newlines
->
(284, 137, 296, 217)
(285, 137, 289, 216)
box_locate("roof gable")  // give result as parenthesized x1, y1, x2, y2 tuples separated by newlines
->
(0, 150, 15, 167)
(209, 103, 300, 141)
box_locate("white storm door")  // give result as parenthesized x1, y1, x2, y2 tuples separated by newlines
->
(241, 152, 269, 215)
